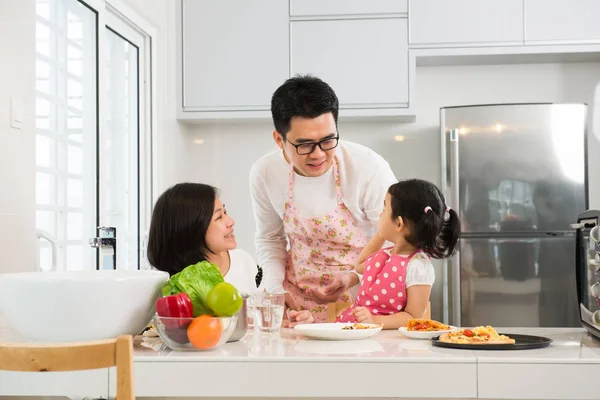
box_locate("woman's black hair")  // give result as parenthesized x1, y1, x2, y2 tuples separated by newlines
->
(387, 179, 461, 259)
(147, 183, 218, 276)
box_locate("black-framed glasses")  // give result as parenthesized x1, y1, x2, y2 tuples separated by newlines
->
(284, 135, 340, 155)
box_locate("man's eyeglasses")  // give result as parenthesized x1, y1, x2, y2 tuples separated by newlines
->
(284, 135, 340, 155)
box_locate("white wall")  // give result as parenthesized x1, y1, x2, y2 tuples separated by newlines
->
(0, 0, 36, 275)
(120, 0, 194, 196)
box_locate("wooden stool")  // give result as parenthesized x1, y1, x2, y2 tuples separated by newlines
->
(0, 335, 134, 400)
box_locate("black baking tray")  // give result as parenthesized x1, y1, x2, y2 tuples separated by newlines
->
(431, 333, 553, 350)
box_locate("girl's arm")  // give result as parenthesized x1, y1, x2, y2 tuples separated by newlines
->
(354, 234, 385, 274)
(371, 285, 431, 329)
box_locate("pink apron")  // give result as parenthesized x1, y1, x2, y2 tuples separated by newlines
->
(282, 157, 368, 322)
(338, 248, 421, 322)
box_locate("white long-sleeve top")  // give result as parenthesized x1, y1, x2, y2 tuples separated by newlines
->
(249, 140, 397, 292)
(224, 249, 259, 295)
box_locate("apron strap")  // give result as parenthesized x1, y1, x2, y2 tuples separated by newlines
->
(287, 159, 295, 203)
(332, 157, 344, 204)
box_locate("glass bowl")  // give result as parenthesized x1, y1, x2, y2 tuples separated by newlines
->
(152, 315, 237, 351)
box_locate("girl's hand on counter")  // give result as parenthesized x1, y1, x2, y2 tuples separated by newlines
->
(353, 306, 375, 324)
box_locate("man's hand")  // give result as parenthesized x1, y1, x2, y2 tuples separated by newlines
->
(308, 273, 359, 304)
(353, 306, 374, 324)
(287, 310, 314, 328)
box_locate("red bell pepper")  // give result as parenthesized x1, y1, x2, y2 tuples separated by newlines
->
(156, 293, 193, 328)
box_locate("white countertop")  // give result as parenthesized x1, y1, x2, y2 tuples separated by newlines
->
(1, 326, 600, 399)
(135, 327, 600, 363)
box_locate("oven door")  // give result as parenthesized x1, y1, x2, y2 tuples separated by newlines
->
(574, 211, 600, 339)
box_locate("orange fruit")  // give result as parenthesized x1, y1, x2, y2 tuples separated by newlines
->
(187, 315, 223, 349)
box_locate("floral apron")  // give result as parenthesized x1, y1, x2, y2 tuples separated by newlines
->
(282, 157, 368, 322)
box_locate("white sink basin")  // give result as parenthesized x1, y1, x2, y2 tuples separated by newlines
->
(0, 270, 169, 342)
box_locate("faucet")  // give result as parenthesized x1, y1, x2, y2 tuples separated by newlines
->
(36, 229, 57, 271)
(89, 227, 117, 270)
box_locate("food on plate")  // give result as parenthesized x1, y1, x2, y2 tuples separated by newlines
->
(342, 323, 381, 330)
(187, 315, 223, 349)
(405, 318, 451, 331)
(155, 292, 194, 328)
(160, 260, 242, 317)
(439, 325, 515, 344)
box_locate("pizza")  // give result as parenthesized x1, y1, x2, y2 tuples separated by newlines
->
(439, 325, 515, 344)
(405, 318, 451, 331)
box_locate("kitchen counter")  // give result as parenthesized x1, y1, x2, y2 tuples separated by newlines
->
(1, 327, 599, 399)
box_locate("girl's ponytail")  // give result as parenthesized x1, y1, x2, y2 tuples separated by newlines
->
(438, 208, 461, 257)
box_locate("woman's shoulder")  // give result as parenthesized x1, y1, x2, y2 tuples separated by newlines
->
(229, 249, 258, 270)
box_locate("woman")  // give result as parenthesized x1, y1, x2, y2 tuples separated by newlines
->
(147, 183, 258, 294)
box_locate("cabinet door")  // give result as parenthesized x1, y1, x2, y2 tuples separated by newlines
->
(525, 0, 600, 43)
(290, 0, 407, 17)
(291, 18, 409, 109)
(409, 0, 523, 46)
(181, 0, 288, 111)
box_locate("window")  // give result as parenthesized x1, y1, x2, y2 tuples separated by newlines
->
(35, 0, 154, 271)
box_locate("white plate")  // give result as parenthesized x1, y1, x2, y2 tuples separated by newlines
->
(398, 326, 458, 340)
(294, 323, 383, 340)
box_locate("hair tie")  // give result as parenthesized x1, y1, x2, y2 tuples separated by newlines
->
(446, 206, 451, 213)
(424, 206, 432, 214)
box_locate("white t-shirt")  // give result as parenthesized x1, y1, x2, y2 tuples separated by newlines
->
(224, 249, 259, 294)
(249, 140, 397, 292)
(382, 249, 436, 287)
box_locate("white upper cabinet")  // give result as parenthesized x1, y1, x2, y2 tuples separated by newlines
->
(290, 0, 407, 17)
(180, 0, 288, 115)
(291, 18, 409, 114)
(525, 0, 600, 43)
(409, 0, 524, 46)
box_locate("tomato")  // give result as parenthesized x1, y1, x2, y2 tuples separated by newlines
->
(415, 324, 428, 330)
(463, 329, 474, 337)
(478, 332, 489, 339)
(187, 315, 223, 349)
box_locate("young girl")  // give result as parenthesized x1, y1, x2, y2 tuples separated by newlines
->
(340, 178, 460, 328)
(292, 179, 460, 329)
(146, 183, 259, 294)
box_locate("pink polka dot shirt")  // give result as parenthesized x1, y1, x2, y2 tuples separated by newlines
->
(338, 248, 431, 322)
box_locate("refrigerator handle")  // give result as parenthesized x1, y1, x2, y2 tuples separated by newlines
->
(449, 128, 462, 327)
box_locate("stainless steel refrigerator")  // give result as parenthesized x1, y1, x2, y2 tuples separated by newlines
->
(441, 103, 588, 327)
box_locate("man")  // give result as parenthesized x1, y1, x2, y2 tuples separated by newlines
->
(249, 75, 396, 322)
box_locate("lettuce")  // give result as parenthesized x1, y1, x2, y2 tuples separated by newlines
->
(161, 261, 225, 317)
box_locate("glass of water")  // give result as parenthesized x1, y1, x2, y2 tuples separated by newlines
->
(248, 292, 286, 333)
